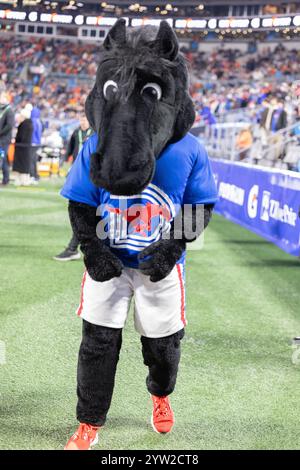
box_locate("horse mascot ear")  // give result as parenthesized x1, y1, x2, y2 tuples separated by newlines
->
(151, 21, 195, 143)
(103, 17, 127, 50)
(85, 19, 127, 132)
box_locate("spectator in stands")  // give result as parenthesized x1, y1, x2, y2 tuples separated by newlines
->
(0, 37, 299, 132)
(30, 106, 43, 183)
(13, 107, 33, 186)
(200, 103, 217, 126)
(260, 96, 287, 133)
(236, 125, 253, 161)
(0, 91, 14, 185)
(260, 96, 288, 160)
(54, 114, 93, 262)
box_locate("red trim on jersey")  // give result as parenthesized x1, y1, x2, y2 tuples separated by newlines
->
(176, 264, 186, 327)
(77, 270, 87, 317)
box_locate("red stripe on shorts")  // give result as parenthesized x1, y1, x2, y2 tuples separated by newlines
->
(76, 270, 87, 317)
(176, 264, 186, 327)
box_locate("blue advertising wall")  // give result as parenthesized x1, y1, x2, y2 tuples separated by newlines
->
(210, 159, 300, 257)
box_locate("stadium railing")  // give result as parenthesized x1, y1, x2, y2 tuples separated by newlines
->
(205, 121, 300, 172)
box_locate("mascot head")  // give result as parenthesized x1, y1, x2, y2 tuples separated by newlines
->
(86, 18, 195, 196)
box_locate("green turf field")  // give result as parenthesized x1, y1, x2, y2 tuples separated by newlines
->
(0, 181, 300, 450)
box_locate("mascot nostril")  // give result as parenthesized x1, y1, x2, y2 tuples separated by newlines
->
(85, 18, 195, 196)
(62, 18, 218, 450)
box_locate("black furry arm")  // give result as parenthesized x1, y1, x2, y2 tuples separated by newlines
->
(138, 204, 214, 282)
(68, 200, 123, 282)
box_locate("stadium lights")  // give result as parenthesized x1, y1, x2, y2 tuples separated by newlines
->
(86, 16, 97, 25)
(8, 11, 27, 20)
(1, 9, 298, 32)
(175, 19, 189, 28)
(132, 18, 173, 27)
(86, 16, 129, 26)
(62, 0, 77, 10)
(186, 19, 206, 29)
(273, 17, 292, 27)
(98, 17, 122, 26)
(218, 19, 230, 28)
(175, 19, 206, 29)
(128, 3, 141, 12)
(261, 16, 291, 28)
(262, 18, 273, 27)
(40, 13, 52, 22)
(218, 18, 249, 29)
(52, 14, 73, 24)
(22, 0, 41, 4)
(230, 19, 249, 28)
(40, 13, 73, 23)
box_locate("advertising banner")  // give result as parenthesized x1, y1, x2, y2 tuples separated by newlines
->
(211, 159, 300, 256)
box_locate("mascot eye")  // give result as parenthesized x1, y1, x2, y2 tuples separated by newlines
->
(103, 80, 118, 99)
(141, 83, 162, 101)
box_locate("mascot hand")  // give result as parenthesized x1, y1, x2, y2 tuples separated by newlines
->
(138, 239, 185, 282)
(84, 243, 123, 282)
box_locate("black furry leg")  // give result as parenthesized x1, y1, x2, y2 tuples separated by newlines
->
(141, 329, 185, 397)
(76, 320, 122, 427)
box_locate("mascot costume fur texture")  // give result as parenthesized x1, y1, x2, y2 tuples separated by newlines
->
(62, 19, 218, 450)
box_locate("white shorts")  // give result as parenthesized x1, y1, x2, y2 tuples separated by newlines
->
(76, 263, 186, 338)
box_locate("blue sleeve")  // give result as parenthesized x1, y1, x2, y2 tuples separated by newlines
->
(60, 135, 100, 207)
(183, 142, 218, 205)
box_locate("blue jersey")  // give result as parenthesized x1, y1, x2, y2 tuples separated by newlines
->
(61, 132, 218, 268)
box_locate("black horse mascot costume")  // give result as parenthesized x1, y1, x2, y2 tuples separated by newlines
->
(62, 19, 218, 450)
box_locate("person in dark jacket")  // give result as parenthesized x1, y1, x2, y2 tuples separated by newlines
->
(30, 106, 43, 181)
(0, 92, 15, 185)
(54, 114, 93, 261)
(260, 96, 288, 132)
(13, 108, 33, 186)
(66, 115, 93, 164)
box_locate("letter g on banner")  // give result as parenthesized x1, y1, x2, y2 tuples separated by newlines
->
(247, 185, 259, 219)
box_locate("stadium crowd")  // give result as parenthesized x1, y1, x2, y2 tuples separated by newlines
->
(0, 37, 299, 119)
(0, 35, 300, 185)
(189, 45, 300, 124)
(1, 37, 300, 121)
(0, 38, 96, 118)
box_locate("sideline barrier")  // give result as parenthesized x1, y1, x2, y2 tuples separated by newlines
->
(211, 159, 300, 257)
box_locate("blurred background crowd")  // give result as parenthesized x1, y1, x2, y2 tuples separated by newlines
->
(1, 34, 300, 190)
(1, 37, 300, 121)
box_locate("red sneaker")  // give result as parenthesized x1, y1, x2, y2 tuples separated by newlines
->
(64, 423, 99, 450)
(151, 395, 175, 434)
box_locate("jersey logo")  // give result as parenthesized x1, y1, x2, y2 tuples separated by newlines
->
(99, 184, 176, 252)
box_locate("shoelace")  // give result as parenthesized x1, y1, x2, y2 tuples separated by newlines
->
(153, 397, 171, 418)
(76, 423, 97, 441)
